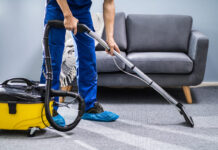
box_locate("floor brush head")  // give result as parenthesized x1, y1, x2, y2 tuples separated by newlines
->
(181, 111, 194, 127)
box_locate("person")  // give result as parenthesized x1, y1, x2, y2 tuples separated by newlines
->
(40, 0, 120, 126)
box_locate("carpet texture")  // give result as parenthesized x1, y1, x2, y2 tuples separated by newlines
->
(0, 86, 218, 150)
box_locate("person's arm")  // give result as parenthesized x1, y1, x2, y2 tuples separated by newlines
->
(103, 0, 120, 55)
(56, 0, 78, 34)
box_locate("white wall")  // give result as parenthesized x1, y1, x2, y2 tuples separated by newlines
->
(0, 0, 217, 82)
(0, 0, 45, 82)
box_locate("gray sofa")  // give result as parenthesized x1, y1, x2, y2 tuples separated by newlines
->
(95, 13, 209, 103)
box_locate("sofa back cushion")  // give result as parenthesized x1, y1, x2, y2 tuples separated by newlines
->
(96, 12, 127, 51)
(126, 15, 193, 53)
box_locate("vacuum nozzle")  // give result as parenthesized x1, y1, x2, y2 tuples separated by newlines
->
(177, 103, 194, 127)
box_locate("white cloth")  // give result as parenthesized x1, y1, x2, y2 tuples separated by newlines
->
(60, 32, 76, 87)
(91, 13, 105, 46)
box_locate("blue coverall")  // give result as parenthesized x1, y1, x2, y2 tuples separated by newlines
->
(40, 0, 97, 111)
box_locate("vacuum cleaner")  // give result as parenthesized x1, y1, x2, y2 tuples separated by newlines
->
(0, 21, 85, 136)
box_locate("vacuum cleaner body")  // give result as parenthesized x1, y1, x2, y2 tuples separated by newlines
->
(0, 78, 52, 134)
(0, 102, 52, 130)
(0, 22, 85, 136)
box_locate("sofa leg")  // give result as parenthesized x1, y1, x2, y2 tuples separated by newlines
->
(182, 86, 192, 104)
(59, 86, 72, 103)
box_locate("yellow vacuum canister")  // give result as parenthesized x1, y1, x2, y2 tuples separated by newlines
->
(0, 102, 53, 130)
(0, 78, 53, 136)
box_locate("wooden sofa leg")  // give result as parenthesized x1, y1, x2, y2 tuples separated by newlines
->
(182, 86, 193, 104)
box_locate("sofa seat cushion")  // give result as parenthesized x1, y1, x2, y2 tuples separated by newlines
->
(96, 51, 126, 73)
(126, 52, 193, 74)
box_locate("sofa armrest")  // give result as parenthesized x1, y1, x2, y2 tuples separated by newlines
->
(188, 30, 209, 60)
(188, 30, 209, 83)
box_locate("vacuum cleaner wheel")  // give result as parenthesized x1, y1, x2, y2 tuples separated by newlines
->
(27, 127, 39, 137)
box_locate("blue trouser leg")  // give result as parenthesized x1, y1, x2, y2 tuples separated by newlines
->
(73, 31, 97, 111)
(40, 11, 97, 111)
(73, 13, 97, 111)
(40, 26, 66, 110)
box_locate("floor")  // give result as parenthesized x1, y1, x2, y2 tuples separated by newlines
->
(1, 86, 218, 150)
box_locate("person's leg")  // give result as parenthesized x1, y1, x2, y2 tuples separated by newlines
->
(73, 23, 97, 112)
(40, 27, 66, 99)
(40, 19, 66, 126)
(73, 12, 119, 121)
(40, 3, 66, 93)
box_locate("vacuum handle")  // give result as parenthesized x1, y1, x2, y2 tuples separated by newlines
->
(47, 20, 91, 33)
(46, 20, 110, 50)
(2, 78, 34, 86)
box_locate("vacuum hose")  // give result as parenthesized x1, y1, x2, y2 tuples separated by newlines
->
(43, 21, 85, 132)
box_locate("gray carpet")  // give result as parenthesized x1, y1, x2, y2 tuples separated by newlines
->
(1, 86, 218, 150)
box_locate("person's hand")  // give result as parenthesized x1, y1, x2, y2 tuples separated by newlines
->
(64, 15, 78, 35)
(106, 38, 121, 56)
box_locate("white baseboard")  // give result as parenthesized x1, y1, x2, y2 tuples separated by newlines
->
(191, 82, 218, 88)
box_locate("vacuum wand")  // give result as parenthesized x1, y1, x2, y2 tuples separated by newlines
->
(46, 20, 194, 127)
(89, 30, 194, 127)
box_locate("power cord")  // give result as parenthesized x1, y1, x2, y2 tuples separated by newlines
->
(111, 56, 150, 86)
(41, 104, 53, 129)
